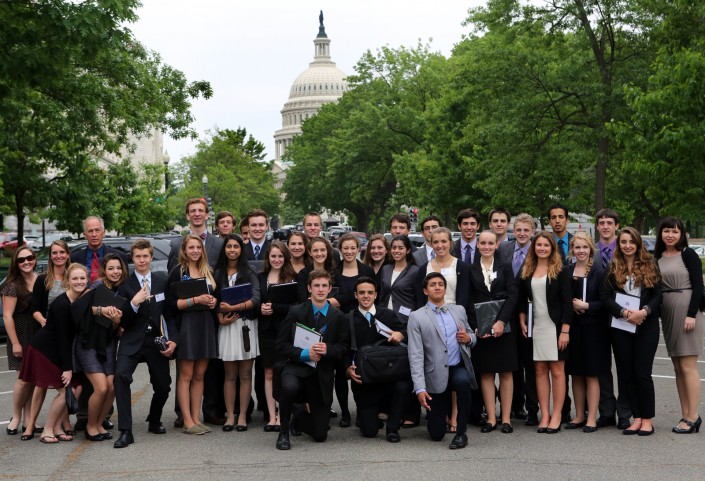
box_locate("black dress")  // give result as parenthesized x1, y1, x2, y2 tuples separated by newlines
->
(1, 281, 39, 371)
(257, 272, 296, 368)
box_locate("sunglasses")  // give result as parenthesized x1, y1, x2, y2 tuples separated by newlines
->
(16, 254, 36, 264)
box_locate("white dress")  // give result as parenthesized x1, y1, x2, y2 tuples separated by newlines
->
(219, 273, 259, 361)
(531, 276, 558, 361)
(426, 258, 458, 305)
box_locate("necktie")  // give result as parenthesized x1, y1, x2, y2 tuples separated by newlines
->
(90, 250, 100, 283)
(558, 239, 566, 258)
(142, 277, 151, 303)
(254, 244, 261, 260)
(435, 306, 448, 314)
(463, 244, 471, 264)
(601, 247, 611, 268)
(199, 232, 207, 241)
(512, 249, 524, 277)
(314, 311, 322, 330)
(365, 312, 372, 326)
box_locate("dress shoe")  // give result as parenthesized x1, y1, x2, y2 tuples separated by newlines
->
(480, 422, 497, 433)
(339, 414, 351, 428)
(223, 424, 235, 432)
(637, 427, 655, 436)
(329, 409, 338, 418)
(102, 419, 114, 430)
(203, 414, 226, 425)
(582, 425, 598, 433)
(617, 418, 631, 430)
(595, 416, 616, 428)
(73, 419, 87, 431)
(448, 433, 468, 450)
(622, 427, 639, 435)
(695, 416, 703, 431)
(564, 419, 587, 430)
(20, 432, 34, 441)
(100, 431, 113, 440)
(84, 431, 104, 442)
(501, 423, 513, 434)
(525, 414, 539, 427)
(235, 425, 248, 432)
(113, 430, 134, 448)
(276, 431, 291, 450)
(173, 416, 184, 428)
(386, 431, 400, 443)
(148, 423, 166, 434)
(545, 426, 561, 434)
(6, 426, 18, 435)
(511, 409, 528, 420)
(537, 426, 548, 434)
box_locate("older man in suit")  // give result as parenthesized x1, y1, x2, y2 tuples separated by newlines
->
(408, 272, 477, 449)
(412, 215, 441, 266)
(114, 240, 178, 448)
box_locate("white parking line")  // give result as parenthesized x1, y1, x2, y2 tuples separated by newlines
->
(0, 390, 13, 395)
(0, 370, 15, 374)
(0, 421, 8, 426)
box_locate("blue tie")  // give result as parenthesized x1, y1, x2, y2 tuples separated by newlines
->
(365, 312, 372, 326)
(464, 245, 471, 264)
(254, 244, 261, 260)
(512, 249, 524, 277)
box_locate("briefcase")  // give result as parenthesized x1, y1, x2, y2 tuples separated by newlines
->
(356, 341, 410, 385)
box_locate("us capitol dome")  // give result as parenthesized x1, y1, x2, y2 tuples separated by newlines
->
(273, 11, 348, 163)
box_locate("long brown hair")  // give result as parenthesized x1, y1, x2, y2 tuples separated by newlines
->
(362, 234, 390, 267)
(608, 227, 660, 289)
(45, 240, 71, 290)
(520, 231, 563, 280)
(568, 232, 594, 276)
(264, 241, 296, 283)
(4, 246, 36, 306)
(99, 253, 128, 289)
(307, 237, 335, 276)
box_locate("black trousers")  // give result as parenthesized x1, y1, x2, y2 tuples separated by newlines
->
(279, 371, 330, 442)
(513, 335, 538, 416)
(351, 379, 410, 437)
(611, 319, 659, 419)
(427, 365, 473, 441)
(598, 332, 633, 419)
(334, 360, 350, 417)
(115, 339, 171, 431)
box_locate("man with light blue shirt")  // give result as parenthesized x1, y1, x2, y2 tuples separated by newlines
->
(548, 203, 572, 265)
(408, 272, 477, 449)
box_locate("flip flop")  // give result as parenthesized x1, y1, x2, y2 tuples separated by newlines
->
(56, 432, 74, 442)
(447, 425, 457, 433)
(40, 435, 59, 444)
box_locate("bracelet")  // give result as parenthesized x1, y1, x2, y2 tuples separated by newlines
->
(561, 331, 570, 334)
(641, 305, 651, 316)
(98, 306, 102, 316)
(187, 298, 192, 307)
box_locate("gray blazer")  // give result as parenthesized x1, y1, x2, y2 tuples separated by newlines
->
(412, 246, 429, 266)
(407, 304, 477, 394)
(168, 233, 223, 271)
(377, 263, 419, 321)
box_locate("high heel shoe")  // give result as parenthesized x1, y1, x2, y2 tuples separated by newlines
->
(545, 425, 562, 434)
(673, 417, 700, 434)
(6, 418, 18, 435)
(695, 416, 702, 432)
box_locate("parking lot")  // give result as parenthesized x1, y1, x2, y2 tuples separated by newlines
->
(0, 330, 703, 481)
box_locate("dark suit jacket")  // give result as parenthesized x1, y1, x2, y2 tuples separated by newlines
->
(517, 268, 573, 329)
(117, 272, 178, 357)
(414, 259, 472, 312)
(467, 259, 518, 330)
(601, 266, 663, 327)
(412, 246, 429, 266)
(377, 263, 419, 321)
(451, 239, 481, 266)
(565, 262, 606, 325)
(344, 306, 406, 370)
(334, 260, 376, 313)
(499, 240, 532, 278)
(296, 265, 346, 304)
(275, 300, 350, 406)
(167, 233, 223, 271)
(70, 244, 129, 279)
(243, 240, 270, 262)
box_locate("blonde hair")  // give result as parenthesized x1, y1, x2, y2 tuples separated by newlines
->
(178, 234, 217, 288)
(45, 240, 71, 291)
(520, 231, 563, 280)
(63, 264, 88, 291)
(569, 231, 595, 276)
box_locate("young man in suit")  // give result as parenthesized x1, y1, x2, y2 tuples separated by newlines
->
(302, 211, 341, 263)
(413, 215, 441, 266)
(243, 209, 269, 264)
(168, 198, 225, 427)
(215, 211, 236, 238)
(489, 207, 511, 244)
(345, 277, 409, 443)
(408, 272, 478, 450)
(239, 216, 250, 243)
(274, 270, 350, 450)
(389, 213, 417, 253)
(114, 240, 178, 448)
(499, 214, 539, 425)
(451, 209, 481, 266)
(593, 208, 632, 430)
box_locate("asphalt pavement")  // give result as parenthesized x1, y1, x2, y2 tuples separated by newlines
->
(0, 331, 703, 481)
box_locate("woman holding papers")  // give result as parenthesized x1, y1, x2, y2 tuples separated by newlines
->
(71, 253, 128, 441)
(378, 235, 419, 322)
(654, 217, 703, 434)
(601, 227, 662, 436)
(259, 241, 297, 432)
(564, 232, 608, 433)
(166, 234, 218, 435)
(518, 232, 572, 434)
(287, 231, 309, 274)
(214, 234, 261, 432)
(468, 231, 518, 434)
(362, 234, 391, 276)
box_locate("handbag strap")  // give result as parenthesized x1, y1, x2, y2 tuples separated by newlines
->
(348, 314, 358, 352)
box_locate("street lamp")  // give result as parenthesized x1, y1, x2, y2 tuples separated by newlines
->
(202, 175, 209, 232)
(163, 151, 170, 192)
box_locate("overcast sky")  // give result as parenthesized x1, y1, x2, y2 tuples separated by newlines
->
(130, 1, 486, 164)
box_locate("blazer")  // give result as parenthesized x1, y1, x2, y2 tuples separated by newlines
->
(498, 240, 533, 279)
(275, 300, 350, 406)
(601, 267, 663, 327)
(334, 260, 376, 313)
(344, 306, 406, 370)
(257, 272, 296, 333)
(414, 259, 472, 312)
(565, 262, 605, 325)
(70, 244, 129, 279)
(517, 267, 573, 329)
(467, 259, 518, 331)
(407, 303, 477, 394)
(167, 233, 223, 271)
(377, 263, 419, 322)
(295, 265, 346, 304)
(451, 239, 481, 267)
(412, 246, 430, 266)
(117, 271, 178, 357)
(243, 239, 271, 262)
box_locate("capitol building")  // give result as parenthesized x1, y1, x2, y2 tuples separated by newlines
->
(272, 12, 348, 189)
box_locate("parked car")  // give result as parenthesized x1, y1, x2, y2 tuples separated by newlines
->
(1, 233, 33, 256)
(689, 244, 705, 256)
(30, 232, 75, 251)
(68, 236, 172, 273)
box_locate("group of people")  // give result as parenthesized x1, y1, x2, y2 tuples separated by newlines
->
(2, 199, 702, 451)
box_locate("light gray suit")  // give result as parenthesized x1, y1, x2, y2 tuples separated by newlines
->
(412, 245, 431, 266)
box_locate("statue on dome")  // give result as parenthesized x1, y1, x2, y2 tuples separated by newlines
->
(317, 10, 327, 38)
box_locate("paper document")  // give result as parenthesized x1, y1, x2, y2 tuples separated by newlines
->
(294, 323, 321, 367)
(374, 319, 393, 339)
(610, 292, 640, 333)
(527, 301, 534, 338)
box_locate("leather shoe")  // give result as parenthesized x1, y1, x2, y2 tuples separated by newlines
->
(276, 432, 291, 450)
(545, 426, 561, 434)
(583, 425, 598, 433)
(501, 423, 513, 434)
(100, 431, 113, 440)
(148, 423, 166, 434)
(203, 414, 226, 425)
(102, 419, 114, 430)
(637, 427, 655, 436)
(84, 431, 104, 442)
(235, 425, 248, 432)
(223, 424, 235, 432)
(386, 432, 400, 443)
(113, 430, 134, 448)
(511, 409, 528, 420)
(339, 415, 351, 428)
(480, 422, 497, 433)
(525, 414, 539, 427)
(596, 416, 616, 428)
(173, 416, 184, 428)
(617, 417, 631, 430)
(565, 420, 587, 430)
(449, 433, 468, 450)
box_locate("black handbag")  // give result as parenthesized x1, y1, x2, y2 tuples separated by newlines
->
(350, 316, 410, 384)
(65, 387, 79, 415)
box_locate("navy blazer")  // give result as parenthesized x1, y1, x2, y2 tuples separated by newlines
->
(451, 239, 481, 266)
(467, 258, 518, 330)
(414, 259, 472, 312)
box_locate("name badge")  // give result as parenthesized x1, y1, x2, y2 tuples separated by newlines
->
(155, 292, 165, 303)
(399, 306, 412, 316)
(490, 271, 498, 281)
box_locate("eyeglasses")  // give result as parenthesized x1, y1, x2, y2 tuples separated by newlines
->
(16, 254, 36, 264)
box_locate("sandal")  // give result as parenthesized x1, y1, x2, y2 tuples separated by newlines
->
(56, 432, 74, 442)
(447, 424, 457, 433)
(40, 435, 59, 444)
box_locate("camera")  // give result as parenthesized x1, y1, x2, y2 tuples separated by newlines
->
(154, 336, 169, 352)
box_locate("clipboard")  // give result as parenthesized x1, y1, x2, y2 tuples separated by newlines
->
(269, 282, 299, 305)
(474, 300, 510, 336)
(93, 284, 127, 328)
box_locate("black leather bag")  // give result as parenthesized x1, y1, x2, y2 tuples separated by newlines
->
(66, 387, 79, 415)
(356, 341, 410, 384)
